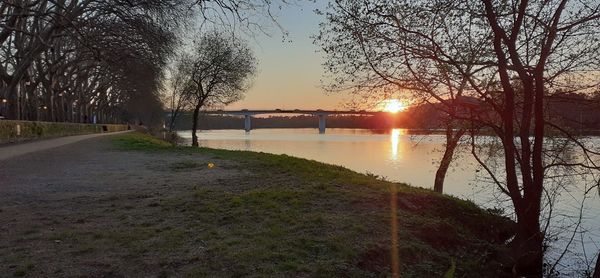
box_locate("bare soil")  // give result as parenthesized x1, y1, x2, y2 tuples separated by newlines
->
(0, 135, 241, 277)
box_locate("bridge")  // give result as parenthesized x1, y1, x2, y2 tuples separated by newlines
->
(203, 109, 386, 133)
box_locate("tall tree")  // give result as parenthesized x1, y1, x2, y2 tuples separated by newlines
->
(0, 0, 290, 124)
(317, 0, 600, 276)
(0, 0, 181, 124)
(177, 31, 256, 147)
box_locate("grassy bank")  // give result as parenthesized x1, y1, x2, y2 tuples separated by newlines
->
(109, 133, 514, 277)
(0, 120, 128, 144)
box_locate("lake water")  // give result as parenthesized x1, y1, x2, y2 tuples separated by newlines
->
(178, 128, 600, 274)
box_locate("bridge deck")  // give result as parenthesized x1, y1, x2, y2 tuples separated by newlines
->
(203, 109, 385, 115)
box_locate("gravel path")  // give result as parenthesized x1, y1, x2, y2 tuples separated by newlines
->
(0, 133, 243, 277)
(0, 131, 132, 161)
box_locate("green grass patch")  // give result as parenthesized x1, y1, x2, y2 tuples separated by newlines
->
(107, 132, 514, 277)
(112, 132, 173, 150)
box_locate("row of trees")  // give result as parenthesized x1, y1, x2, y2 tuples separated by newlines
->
(317, 0, 600, 276)
(0, 0, 186, 125)
(0, 0, 284, 126)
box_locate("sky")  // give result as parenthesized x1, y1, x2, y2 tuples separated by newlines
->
(226, 1, 347, 110)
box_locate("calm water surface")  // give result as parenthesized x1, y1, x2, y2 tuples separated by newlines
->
(178, 128, 600, 273)
(180, 128, 481, 197)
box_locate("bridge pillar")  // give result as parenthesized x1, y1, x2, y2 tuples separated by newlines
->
(318, 114, 326, 134)
(244, 114, 252, 132)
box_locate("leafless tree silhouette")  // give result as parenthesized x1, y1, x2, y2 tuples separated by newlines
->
(0, 0, 293, 125)
(316, 0, 600, 276)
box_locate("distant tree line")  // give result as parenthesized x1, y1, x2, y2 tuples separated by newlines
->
(170, 111, 434, 130)
(172, 114, 389, 130)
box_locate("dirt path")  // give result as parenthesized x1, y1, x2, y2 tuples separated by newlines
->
(0, 134, 242, 277)
(0, 131, 132, 161)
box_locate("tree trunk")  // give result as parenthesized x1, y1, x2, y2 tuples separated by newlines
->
(10, 83, 19, 120)
(511, 200, 543, 277)
(433, 127, 465, 193)
(168, 109, 178, 132)
(50, 94, 55, 121)
(60, 96, 65, 122)
(500, 74, 545, 277)
(434, 151, 454, 193)
(68, 101, 73, 122)
(169, 93, 177, 132)
(593, 252, 600, 278)
(191, 103, 201, 147)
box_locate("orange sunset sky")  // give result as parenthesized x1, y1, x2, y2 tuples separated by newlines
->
(225, 2, 347, 111)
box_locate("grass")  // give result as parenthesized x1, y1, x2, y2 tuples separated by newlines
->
(0, 132, 513, 277)
(0, 131, 514, 276)
(108, 132, 516, 276)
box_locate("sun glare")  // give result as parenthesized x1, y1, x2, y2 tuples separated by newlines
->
(382, 99, 407, 113)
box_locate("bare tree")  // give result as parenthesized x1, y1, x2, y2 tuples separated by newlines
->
(0, 0, 181, 124)
(165, 56, 194, 132)
(0, 0, 290, 125)
(317, 0, 600, 276)
(594, 253, 600, 278)
(177, 31, 256, 146)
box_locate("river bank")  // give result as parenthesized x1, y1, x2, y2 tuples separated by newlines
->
(0, 132, 514, 277)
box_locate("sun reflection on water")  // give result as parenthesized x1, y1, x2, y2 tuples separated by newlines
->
(390, 129, 405, 160)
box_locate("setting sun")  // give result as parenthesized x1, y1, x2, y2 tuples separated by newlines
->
(382, 99, 407, 113)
